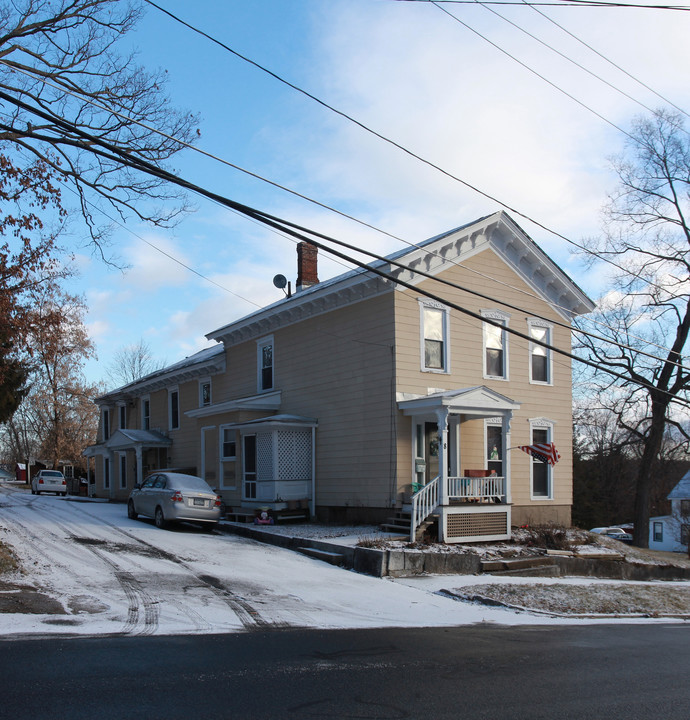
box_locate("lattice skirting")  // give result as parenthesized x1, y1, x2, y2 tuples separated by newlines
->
(442, 506, 511, 544)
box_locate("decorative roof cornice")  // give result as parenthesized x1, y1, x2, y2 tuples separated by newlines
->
(207, 212, 594, 346)
(96, 345, 226, 406)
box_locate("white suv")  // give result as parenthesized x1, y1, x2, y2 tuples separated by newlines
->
(31, 470, 67, 496)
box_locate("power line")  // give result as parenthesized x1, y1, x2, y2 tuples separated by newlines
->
(430, 1, 633, 139)
(2, 56, 687, 370)
(3, 91, 682, 406)
(469, 0, 688, 127)
(521, 0, 690, 119)
(392, 0, 690, 9)
(141, 1, 683, 315)
(3, 50, 688, 367)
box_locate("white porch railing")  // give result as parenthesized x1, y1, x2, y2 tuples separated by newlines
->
(410, 475, 506, 541)
(410, 475, 439, 542)
(447, 475, 506, 503)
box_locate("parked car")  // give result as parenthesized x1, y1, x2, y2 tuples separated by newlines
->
(127, 472, 221, 530)
(31, 470, 67, 496)
(589, 526, 633, 544)
(604, 529, 633, 544)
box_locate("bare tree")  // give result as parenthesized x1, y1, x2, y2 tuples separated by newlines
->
(106, 337, 165, 388)
(0, 0, 198, 254)
(1, 284, 100, 469)
(575, 109, 690, 547)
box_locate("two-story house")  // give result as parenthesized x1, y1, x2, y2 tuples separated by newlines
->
(84, 211, 594, 543)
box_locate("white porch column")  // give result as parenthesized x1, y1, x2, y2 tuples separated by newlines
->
(503, 411, 513, 504)
(435, 408, 449, 544)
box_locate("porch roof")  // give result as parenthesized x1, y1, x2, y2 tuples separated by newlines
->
(397, 386, 521, 416)
(82, 429, 172, 456)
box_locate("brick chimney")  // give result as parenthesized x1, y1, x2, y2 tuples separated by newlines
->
(296, 241, 319, 292)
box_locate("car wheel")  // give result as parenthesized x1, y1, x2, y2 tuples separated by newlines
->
(154, 506, 166, 529)
(31, 488, 35, 495)
(205, 523, 218, 534)
(127, 500, 138, 520)
(62, 493, 67, 497)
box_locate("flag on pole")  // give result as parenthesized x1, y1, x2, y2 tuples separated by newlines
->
(518, 442, 560, 466)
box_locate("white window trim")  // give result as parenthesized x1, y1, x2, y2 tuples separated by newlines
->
(418, 299, 450, 374)
(528, 417, 555, 501)
(528, 318, 553, 386)
(485, 417, 504, 474)
(168, 387, 180, 430)
(482, 309, 510, 381)
(256, 335, 274, 393)
(218, 424, 238, 490)
(199, 378, 212, 408)
(141, 395, 150, 430)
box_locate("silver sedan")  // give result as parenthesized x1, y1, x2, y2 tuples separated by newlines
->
(127, 472, 221, 530)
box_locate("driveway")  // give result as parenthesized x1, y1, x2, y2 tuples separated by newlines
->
(0, 482, 529, 637)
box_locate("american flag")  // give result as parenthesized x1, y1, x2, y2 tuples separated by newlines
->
(519, 442, 561, 466)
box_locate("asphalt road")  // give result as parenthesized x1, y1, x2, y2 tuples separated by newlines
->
(2, 624, 689, 719)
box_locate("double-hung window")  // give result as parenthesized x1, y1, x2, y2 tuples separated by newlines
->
(219, 426, 237, 489)
(102, 409, 110, 441)
(141, 397, 150, 430)
(199, 380, 211, 407)
(529, 419, 555, 499)
(482, 310, 509, 380)
(420, 300, 450, 372)
(118, 404, 126, 430)
(169, 388, 180, 430)
(257, 336, 274, 392)
(529, 321, 552, 385)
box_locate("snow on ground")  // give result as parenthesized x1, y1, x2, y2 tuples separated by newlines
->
(1, 484, 689, 638)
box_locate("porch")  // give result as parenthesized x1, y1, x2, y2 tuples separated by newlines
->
(397, 386, 521, 543)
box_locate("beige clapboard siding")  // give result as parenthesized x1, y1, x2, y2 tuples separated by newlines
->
(393, 247, 574, 521)
(267, 293, 396, 507)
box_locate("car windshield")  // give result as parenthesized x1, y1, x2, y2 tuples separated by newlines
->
(172, 476, 214, 493)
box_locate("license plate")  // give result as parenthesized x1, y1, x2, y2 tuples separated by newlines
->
(193, 498, 205, 507)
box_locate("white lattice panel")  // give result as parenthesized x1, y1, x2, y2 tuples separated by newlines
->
(257, 432, 273, 481)
(277, 430, 312, 480)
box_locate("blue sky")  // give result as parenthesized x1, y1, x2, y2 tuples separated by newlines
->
(70, 0, 690, 385)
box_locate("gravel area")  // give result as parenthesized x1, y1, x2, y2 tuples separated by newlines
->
(447, 582, 690, 617)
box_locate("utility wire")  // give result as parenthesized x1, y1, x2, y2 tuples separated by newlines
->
(1, 61, 687, 370)
(393, 0, 690, 9)
(521, 0, 690, 118)
(141, 2, 682, 317)
(470, 0, 686, 127)
(431, 1, 633, 139)
(3, 91, 685, 407)
(3, 50, 688, 367)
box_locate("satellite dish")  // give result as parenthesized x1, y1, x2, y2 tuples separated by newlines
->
(272, 274, 288, 289)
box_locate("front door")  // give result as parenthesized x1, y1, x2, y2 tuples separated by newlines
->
(243, 434, 257, 500)
(424, 422, 440, 485)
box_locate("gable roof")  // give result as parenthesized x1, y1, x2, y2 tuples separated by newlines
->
(208, 211, 594, 346)
(668, 470, 690, 499)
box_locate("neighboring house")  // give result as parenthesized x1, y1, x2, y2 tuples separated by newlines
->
(84, 211, 594, 543)
(649, 470, 690, 553)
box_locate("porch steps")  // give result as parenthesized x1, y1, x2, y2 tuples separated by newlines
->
(481, 556, 560, 577)
(297, 547, 345, 566)
(224, 510, 255, 523)
(380, 511, 412, 537)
